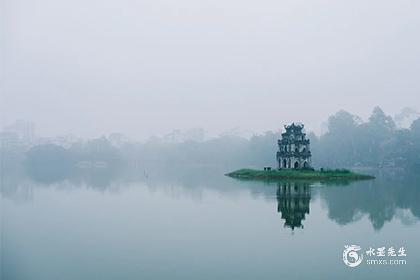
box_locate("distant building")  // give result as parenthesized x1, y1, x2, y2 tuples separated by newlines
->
(276, 123, 312, 169)
(0, 131, 20, 149)
(3, 120, 35, 146)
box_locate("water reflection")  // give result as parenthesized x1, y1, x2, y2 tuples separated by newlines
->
(319, 173, 420, 230)
(276, 182, 311, 230)
(2, 164, 420, 280)
(1, 163, 419, 231)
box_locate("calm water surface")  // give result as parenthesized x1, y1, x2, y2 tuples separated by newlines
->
(2, 166, 420, 279)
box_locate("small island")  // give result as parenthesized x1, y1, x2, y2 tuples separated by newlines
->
(226, 168, 375, 181)
(226, 123, 375, 182)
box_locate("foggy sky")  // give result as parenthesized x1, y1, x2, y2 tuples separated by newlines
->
(1, 0, 419, 139)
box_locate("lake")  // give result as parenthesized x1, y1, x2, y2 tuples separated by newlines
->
(1, 165, 420, 279)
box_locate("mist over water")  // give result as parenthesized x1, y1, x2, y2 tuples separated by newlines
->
(2, 0, 420, 279)
(2, 163, 420, 280)
(3, 108, 420, 279)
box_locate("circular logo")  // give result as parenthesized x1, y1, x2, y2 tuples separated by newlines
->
(343, 245, 363, 267)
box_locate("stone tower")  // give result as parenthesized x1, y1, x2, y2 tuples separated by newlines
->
(276, 123, 312, 169)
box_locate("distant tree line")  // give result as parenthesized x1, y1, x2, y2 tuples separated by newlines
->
(311, 107, 420, 169)
(118, 106, 420, 170)
(3, 107, 420, 174)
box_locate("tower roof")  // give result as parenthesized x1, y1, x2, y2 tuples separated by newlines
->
(284, 122, 304, 132)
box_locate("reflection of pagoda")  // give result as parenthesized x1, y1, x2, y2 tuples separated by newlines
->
(276, 182, 311, 230)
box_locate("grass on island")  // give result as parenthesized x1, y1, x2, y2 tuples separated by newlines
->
(225, 168, 375, 181)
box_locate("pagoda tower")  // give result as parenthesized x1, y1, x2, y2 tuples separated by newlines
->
(276, 123, 312, 169)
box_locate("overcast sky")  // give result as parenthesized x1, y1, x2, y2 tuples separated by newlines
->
(1, 0, 419, 139)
